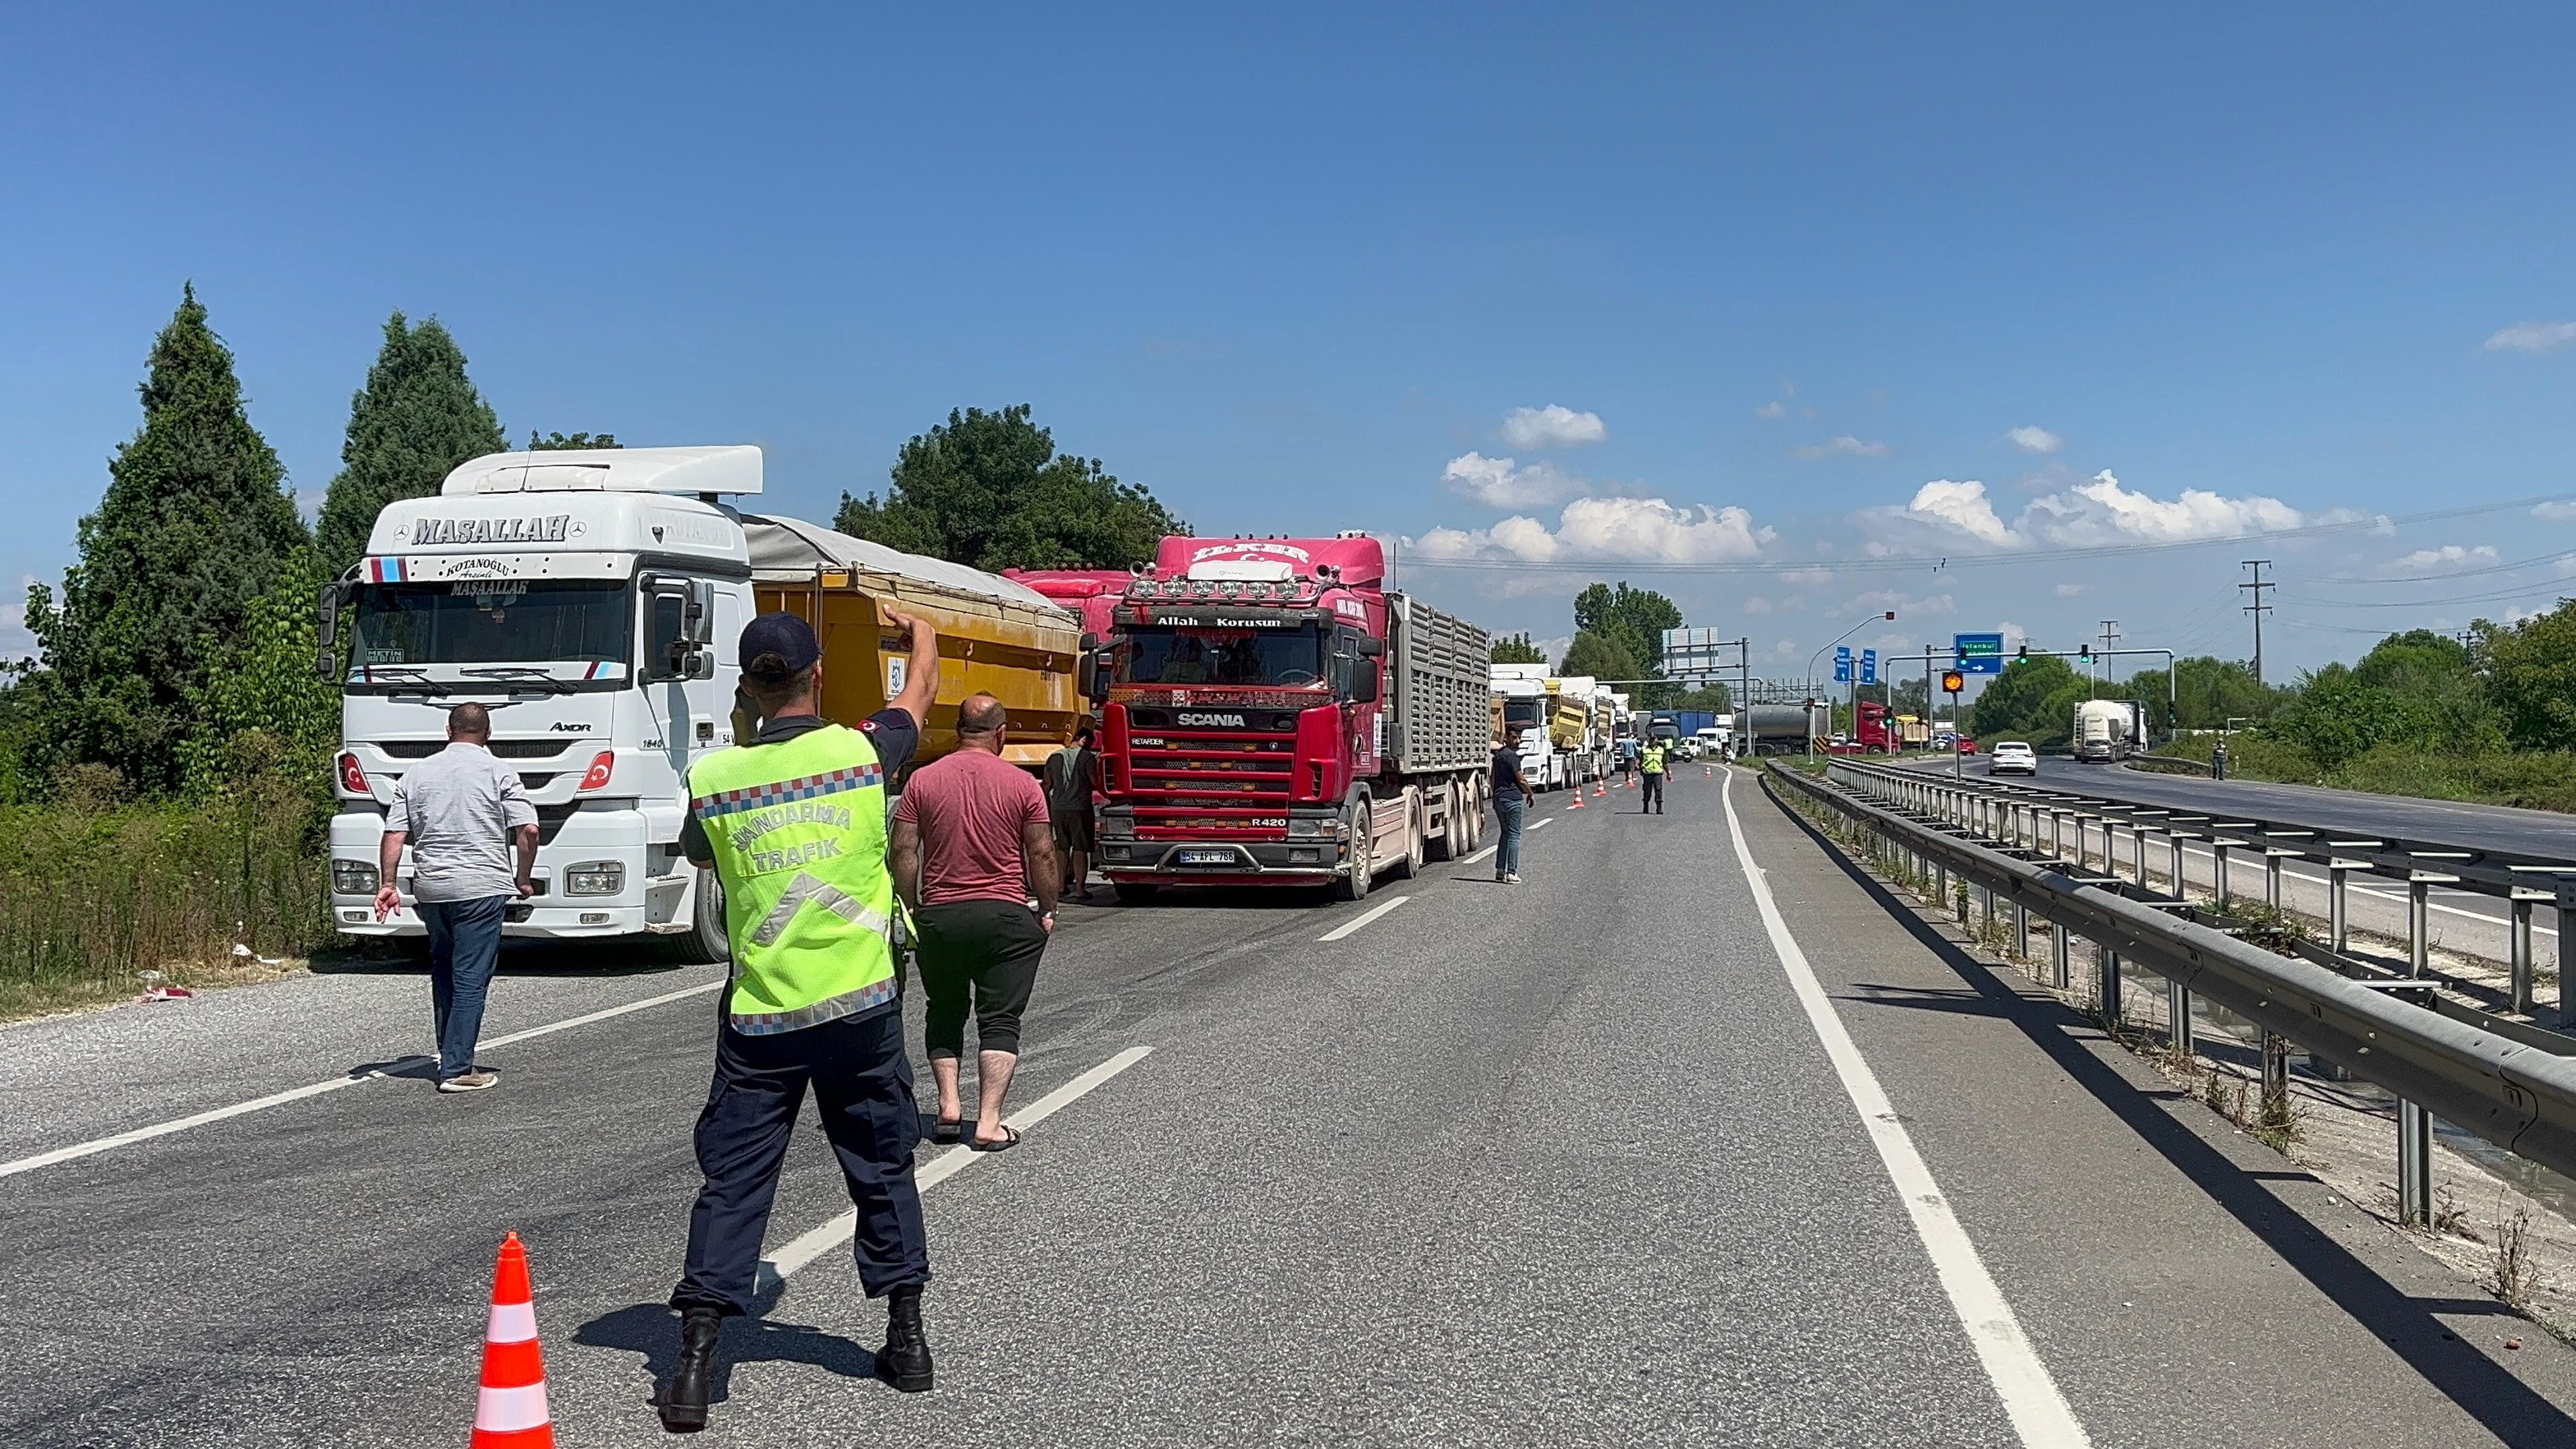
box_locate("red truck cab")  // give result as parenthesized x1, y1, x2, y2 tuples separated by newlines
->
(1085, 535, 1491, 902)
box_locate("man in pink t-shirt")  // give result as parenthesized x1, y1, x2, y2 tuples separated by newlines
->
(890, 694, 1059, 1151)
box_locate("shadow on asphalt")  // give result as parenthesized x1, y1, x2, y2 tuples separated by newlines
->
(577, 1301, 883, 1415)
(1762, 782, 2576, 1448)
(307, 941, 692, 980)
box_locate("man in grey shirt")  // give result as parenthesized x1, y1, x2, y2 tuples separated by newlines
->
(374, 702, 539, 1093)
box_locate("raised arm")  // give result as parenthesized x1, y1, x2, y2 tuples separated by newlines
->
(879, 605, 941, 729)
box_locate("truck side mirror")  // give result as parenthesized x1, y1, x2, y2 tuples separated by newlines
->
(1349, 658, 1381, 704)
(315, 581, 352, 681)
(1079, 646, 1112, 704)
(1356, 635, 1386, 657)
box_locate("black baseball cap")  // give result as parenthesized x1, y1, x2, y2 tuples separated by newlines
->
(739, 612, 822, 680)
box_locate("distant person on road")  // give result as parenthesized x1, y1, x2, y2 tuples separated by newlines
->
(892, 694, 1059, 1152)
(2212, 738, 2230, 781)
(661, 608, 943, 1428)
(1043, 722, 1098, 904)
(1640, 738, 1667, 815)
(372, 701, 537, 1095)
(1491, 726, 1528, 883)
(1617, 737, 1636, 785)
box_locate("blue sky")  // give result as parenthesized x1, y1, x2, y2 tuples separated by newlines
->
(6, 3, 2575, 684)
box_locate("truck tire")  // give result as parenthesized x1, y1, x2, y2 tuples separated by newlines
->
(1331, 798, 1373, 902)
(1112, 882, 1159, 905)
(669, 867, 731, 965)
(1390, 795, 1423, 880)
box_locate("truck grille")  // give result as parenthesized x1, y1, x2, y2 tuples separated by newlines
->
(377, 739, 573, 760)
(1126, 728, 1297, 837)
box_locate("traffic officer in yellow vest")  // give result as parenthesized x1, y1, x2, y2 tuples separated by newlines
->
(1639, 738, 1668, 815)
(661, 608, 942, 1430)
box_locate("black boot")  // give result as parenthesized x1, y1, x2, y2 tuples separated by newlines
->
(878, 1285, 934, 1393)
(660, 1305, 724, 1432)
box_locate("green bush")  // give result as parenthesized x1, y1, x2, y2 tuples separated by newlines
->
(0, 769, 331, 1018)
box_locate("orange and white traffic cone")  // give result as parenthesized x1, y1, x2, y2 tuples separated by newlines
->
(1567, 783, 1585, 808)
(472, 1232, 555, 1448)
(1594, 777, 1606, 797)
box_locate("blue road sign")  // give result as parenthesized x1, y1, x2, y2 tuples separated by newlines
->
(1833, 645, 1851, 683)
(1860, 648, 1878, 685)
(1953, 632, 2006, 676)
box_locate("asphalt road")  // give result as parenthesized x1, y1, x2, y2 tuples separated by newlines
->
(7, 765, 2575, 1446)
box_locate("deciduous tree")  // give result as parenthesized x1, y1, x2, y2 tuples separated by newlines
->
(1491, 633, 1548, 664)
(837, 405, 1182, 570)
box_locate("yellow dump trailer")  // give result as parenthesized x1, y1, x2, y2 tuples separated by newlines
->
(744, 515, 1083, 771)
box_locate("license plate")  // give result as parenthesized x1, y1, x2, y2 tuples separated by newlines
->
(1177, 849, 1238, 866)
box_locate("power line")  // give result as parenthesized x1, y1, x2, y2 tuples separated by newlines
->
(2278, 545, 2576, 585)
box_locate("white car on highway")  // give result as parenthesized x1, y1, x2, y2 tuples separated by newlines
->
(1988, 740, 2037, 776)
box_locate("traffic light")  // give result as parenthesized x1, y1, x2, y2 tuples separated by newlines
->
(2016, 643, 2029, 661)
(2079, 642, 2093, 663)
(1941, 670, 1965, 694)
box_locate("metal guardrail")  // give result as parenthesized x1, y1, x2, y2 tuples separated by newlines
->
(1764, 758, 2576, 1226)
(1833, 755, 2576, 1013)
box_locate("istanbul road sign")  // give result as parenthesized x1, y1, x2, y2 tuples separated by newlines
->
(1953, 632, 2005, 676)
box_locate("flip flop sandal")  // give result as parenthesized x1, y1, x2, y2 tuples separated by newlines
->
(970, 1125, 1022, 1153)
(932, 1118, 965, 1143)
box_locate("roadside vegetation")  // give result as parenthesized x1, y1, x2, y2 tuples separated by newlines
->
(1, 288, 1181, 1020)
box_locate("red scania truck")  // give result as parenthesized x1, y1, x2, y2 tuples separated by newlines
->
(1083, 533, 1493, 902)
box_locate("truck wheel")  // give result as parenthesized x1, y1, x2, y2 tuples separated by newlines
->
(1331, 799, 1373, 902)
(670, 867, 731, 965)
(1424, 784, 1455, 863)
(1390, 797, 1422, 880)
(1112, 882, 1159, 905)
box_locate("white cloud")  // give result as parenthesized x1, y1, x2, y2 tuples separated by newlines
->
(1499, 405, 1607, 449)
(1743, 596, 1773, 614)
(1778, 568, 1835, 588)
(1415, 495, 1774, 565)
(1536, 635, 1573, 665)
(2054, 582, 2088, 597)
(2534, 501, 2576, 522)
(293, 486, 327, 519)
(2006, 425, 2063, 455)
(1880, 469, 2312, 551)
(1796, 435, 1891, 460)
(0, 575, 34, 661)
(1773, 639, 1798, 658)
(1754, 400, 1786, 419)
(1851, 589, 1955, 618)
(1998, 621, 2029, 652)
(1440, 451, 1583, 508)
(2485, 321, 2576, 354)
(2387, 544, 2499, 573)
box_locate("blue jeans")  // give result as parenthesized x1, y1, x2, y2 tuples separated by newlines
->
(421, 896, 508, 1079)
(1493, 792, 1525, 876)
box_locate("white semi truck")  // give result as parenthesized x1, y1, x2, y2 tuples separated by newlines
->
(2072, 698, 2147, 762)
(317, 444, 1077, 959)
(1490, 663, 1562, 790)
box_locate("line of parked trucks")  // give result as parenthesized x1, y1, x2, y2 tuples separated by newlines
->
(329, 445, 1713, 955)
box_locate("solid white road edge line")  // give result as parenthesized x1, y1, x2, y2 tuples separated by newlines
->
(1529, 817, 1554, 830)
(1720, 769, 2090, 1448)
(1461, 845, 1497, 865)
(1318, 895, 1409, 943)
(0, 979, 727, 1181)
(759, 1044, 1155, 1289)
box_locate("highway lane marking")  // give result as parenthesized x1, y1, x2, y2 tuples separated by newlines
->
(759, 1044, 1155, 1290)
(0, 978, 726, 1181)
(1318, 895, 1409, 943)
(1461, 845, 1497, 865)
(1529, 817, 1554, 830)
(1721, 770, 2090, 1448)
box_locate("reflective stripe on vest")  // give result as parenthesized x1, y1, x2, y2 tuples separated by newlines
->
(688, 724, 898, 1034)
(1642, 746, 1666, 773)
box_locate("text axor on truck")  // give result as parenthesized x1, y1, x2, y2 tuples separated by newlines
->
(317, 445, 1080, 959)
(1086, 534, 1493, 902)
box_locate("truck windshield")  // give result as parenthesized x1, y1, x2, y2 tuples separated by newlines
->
(1118, 625, 1325, 688)
(350, 580, 631, 675)
(1501, 698, 1546, 729)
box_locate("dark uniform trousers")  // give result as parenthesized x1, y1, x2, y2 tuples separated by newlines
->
(670, 1004, 930, 1316)
(1641, 772, 1665, 812)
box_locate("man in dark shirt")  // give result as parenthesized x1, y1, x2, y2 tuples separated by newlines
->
(1491, 726, 1529, 884)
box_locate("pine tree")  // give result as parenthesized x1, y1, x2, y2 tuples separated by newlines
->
(313, 313, 506, 576)
(23, 285, 308, 791)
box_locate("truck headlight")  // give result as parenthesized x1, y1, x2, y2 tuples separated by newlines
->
(331, 860, 379, 895)
(564, 862, 626, 896)
(1285, 818, 1335, 839)
(1097, 815, 1134, 839)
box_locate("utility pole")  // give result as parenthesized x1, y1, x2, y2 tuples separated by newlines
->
(2098, 619, 2121, 689)
(2239, 560, 2273, 686)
